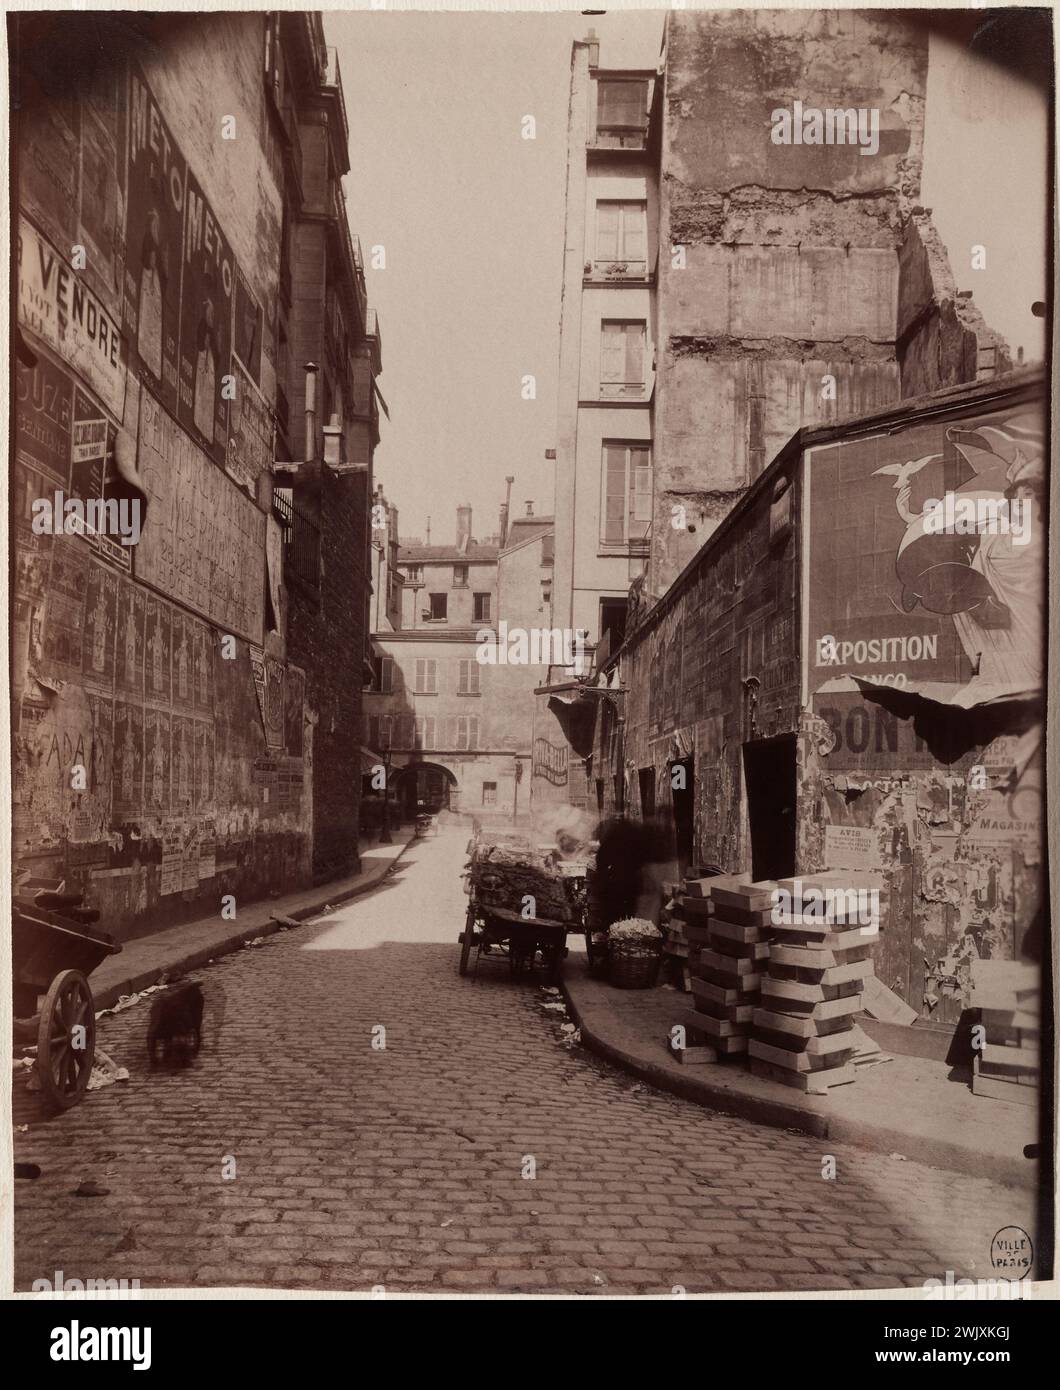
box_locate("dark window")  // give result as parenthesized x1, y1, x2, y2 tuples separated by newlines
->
(482, 782, 497, 805)
(453, 564, 469, 587)
(473, 592, 491, 623)
(599, 598, 628, 653)
(429, 593, 447, 621)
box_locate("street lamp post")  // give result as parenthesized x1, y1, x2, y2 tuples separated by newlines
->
(379, 749, 393, 844)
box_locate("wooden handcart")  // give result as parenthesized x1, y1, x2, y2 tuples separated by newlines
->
(13, 888, 122, 1111)
(458, 837, 607, 982)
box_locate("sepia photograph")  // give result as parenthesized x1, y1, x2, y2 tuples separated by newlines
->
(2, 0, 1055, 1339)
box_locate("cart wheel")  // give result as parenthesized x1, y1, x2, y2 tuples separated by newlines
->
(459, 906, 476, 976)
(586, 931, 608, 979)
(36, 969, 96, 1111)
(546, 944, 565, 985)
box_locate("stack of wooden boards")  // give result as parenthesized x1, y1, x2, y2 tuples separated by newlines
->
(748, 872, 882, 1095)
(676, 875, 771, 1061)
(468, 840, 575, 922)
(659, 884, 691, 987)
(970, 959, 1039, 1106)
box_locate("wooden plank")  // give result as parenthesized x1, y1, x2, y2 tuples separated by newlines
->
(686, 1009, 751, 1039)
(697, 947, 761, 976)
(676, 1045, 717, 1066)
(769, 942, 873, 969)
(676, 897, 713, 919)
(759, 985, 863, 1015)
(707, 935, 771, 962)
(707, 903, 776, 927)
(749, 1037, 854, 1072)
(971, 1071, 1037, 1106)
(861, 973, 918, 1026)
(709, 917, 770, 945)
(767, 959, 873, 987)
(752, 1007, 856, 1039)
(981, 1043, 1038, 1071)
(691, 995, 755, 1025)
(690, 978, 757, 1007)
(766, 925, 874, 949)
(693, 964, 763, 993)
(750, 1059, 858, 1094)
(683, 922, 715, 945)
(710, 884, 777, 913)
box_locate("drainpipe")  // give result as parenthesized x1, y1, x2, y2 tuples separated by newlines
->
(303, 362, 318, 463)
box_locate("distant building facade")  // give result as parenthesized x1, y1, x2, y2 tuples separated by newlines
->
(363, 502, 554, 824)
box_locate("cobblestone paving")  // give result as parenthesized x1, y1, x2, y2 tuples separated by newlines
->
(14, 830, 1038, 1295)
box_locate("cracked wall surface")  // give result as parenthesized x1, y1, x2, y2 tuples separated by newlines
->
(652, 9, 929, 594)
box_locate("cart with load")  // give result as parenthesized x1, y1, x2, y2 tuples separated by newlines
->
(13, 884, 122, 1111)
(459, 834, 606, 981)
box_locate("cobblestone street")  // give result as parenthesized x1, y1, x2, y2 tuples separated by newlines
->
(14, 830, 1035, 1296)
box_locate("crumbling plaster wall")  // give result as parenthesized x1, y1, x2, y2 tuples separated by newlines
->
(896, 209, 1013, 398)
(653, 9, 928, 593)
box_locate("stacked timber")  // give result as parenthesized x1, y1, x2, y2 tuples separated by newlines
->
(469, 840, 574, 923)
(660, 884, 691, 988)
(681, 878, 773, 1059)
(749, 873, 882, 1095)
(970, 959, 1039, 1106)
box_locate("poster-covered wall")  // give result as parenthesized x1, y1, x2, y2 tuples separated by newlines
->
(12, 24, 306, 939)
(799, 391, 1045, 1023)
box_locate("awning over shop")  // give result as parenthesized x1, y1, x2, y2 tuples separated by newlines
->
(360, 745, 385, 775)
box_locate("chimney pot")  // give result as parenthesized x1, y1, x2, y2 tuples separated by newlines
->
(456, 503, 473, 550)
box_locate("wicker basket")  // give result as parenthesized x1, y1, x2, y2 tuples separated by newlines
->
(608, 941, 661, 990)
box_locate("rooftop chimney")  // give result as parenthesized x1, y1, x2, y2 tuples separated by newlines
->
(456, 504, 472, 551)
(499, 475, 514, 547)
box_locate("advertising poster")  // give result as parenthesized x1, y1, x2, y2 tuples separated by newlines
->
(124, 63, 186, 417)
(18, 216, 127, 420)
(233, 264, 263, 386)
(227, 359, 273, 496)
(112, 700, 145, 819)
(15, 354, 73, 486)
(78, 64, 128, 314)
(804, 404, 1046, 721)
(178, 171, 234, 465)
(136, 389, 266, 643)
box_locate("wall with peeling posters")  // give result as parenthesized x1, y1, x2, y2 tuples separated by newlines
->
(603, 370, 1045, 1028)
(11, 15, 311, 941)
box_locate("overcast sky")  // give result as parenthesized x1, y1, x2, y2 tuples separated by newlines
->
(327, 6, 1048, 547)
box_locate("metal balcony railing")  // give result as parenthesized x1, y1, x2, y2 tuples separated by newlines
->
(273, 488, 320, 590)
(322, 46, 350, 147)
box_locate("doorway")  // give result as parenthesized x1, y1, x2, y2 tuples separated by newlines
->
(742, 734, 797, 882)
(637, 767, 655, 819)
(669, 755, 694, 875)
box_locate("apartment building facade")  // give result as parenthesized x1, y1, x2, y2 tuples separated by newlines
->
(550, 31, 661, 655)
(364, 503, 554, 823)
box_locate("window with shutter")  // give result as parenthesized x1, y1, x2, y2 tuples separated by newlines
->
(596, 80, 648, 146)
(601, 321, 646, 397)
(595, 202, 647, 270)
(601, 443, 653, 546)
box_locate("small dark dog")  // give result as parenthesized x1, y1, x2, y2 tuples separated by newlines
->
(146, 983, 204, 1065)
